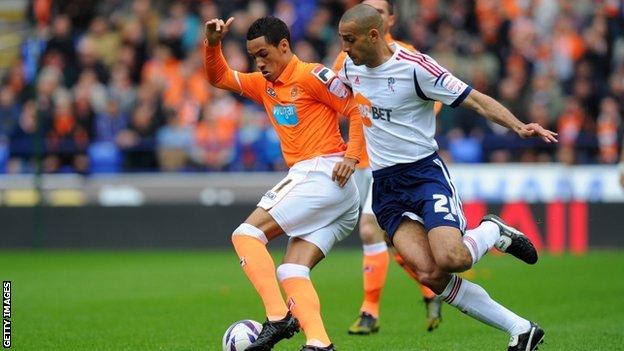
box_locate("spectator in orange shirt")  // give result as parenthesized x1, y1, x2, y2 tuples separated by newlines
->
(141, 42, 184, 108)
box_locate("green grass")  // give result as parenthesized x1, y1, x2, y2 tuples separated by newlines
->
(1, 249, 624, 350)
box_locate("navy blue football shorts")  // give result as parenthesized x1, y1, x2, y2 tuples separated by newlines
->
(372, 152, 467, 241)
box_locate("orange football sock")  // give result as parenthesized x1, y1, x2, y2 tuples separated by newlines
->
(393, 252, 436, 299)
(360, 250, 389, 318)
(232, 235, 288, 321)
(281, 277, 331, 347)
(420, 284, 437, 299)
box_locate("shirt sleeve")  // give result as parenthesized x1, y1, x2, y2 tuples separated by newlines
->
(204, 42, 265, 104)
(332, 51, 347, 72)
(337, 61, 352, 88)
(412, 53, 472, 108)
(306, 64, 364, 161)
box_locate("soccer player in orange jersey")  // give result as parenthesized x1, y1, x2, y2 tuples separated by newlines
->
(205, 16, 365, 351)
(332, 0, 442, 335)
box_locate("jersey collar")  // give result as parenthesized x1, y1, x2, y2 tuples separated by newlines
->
(275, 55, 299, 84)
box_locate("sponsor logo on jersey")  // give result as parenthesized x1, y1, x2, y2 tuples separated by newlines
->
(312, 65, 335, 84)
(272, 104, 299, 126)
(357, 102, 392, 123)
(354, 93, 372, 127)
(267, 87, 277, 98)
(371, 106, 392, 122)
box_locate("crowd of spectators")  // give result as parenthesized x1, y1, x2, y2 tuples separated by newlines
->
(0, 0, 622, 174)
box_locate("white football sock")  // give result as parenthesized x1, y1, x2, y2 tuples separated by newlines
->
(442, 275, 531, 336)
(463, 221, 500, 265)
(362, 242, 388, 255)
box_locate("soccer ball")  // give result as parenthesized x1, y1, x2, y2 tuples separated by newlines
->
(222, 319, 263, 351)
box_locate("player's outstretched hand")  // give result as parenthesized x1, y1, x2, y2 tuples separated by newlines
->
(205, 17, 234, 46)
(516, 123, 558, 143)
(332, 157, 357, 187)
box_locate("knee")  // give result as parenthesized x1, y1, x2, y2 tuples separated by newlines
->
(359, 217, 384, 244)
(231, 223, 268, 245)
(415, 270, 447, 295)
(433, 251, 472, 272)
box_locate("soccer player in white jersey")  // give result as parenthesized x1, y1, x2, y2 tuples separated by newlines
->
(337, 5, 558, 351)
(333, 0, 443, 335)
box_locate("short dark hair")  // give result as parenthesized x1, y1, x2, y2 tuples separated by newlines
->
(361, 0, 395, 15)
(341, 4, 384, 34)
(246, 16, 291, 46)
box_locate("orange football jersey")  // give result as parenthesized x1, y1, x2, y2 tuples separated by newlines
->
(205, 43, 364, 168)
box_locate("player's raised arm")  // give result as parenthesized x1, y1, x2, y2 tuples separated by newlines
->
(204, 18, 264, 102)
(204, 17, 236, 89)
(205, 17, 234, 46)
(460, 89, 558, 143)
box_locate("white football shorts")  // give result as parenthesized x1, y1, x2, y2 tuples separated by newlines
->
(353, 167, 374, 215)
(257, 155, 360, 256)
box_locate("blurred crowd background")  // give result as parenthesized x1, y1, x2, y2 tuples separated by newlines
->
(0, 0, 622, 174)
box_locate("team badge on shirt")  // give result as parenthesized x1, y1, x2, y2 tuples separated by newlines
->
(387, 77, 396, 92)
(290, 86, 299, 98)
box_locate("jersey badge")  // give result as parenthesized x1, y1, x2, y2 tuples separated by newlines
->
(290, 86, 299, 99)
(354, 76, 360, 85)
(387, 77, 396, 92)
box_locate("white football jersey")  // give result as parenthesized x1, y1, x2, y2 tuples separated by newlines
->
(338, 43, 472, 170)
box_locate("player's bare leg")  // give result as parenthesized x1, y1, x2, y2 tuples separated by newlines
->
(348, 213, 387, 335)
(280, 238, 335, 350)
(393, 219, 544, 350)
(392, 251, 442, 331)
(232, 207, 299, 351)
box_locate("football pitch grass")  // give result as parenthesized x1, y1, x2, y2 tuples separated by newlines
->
(2, 249, 623, 351)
